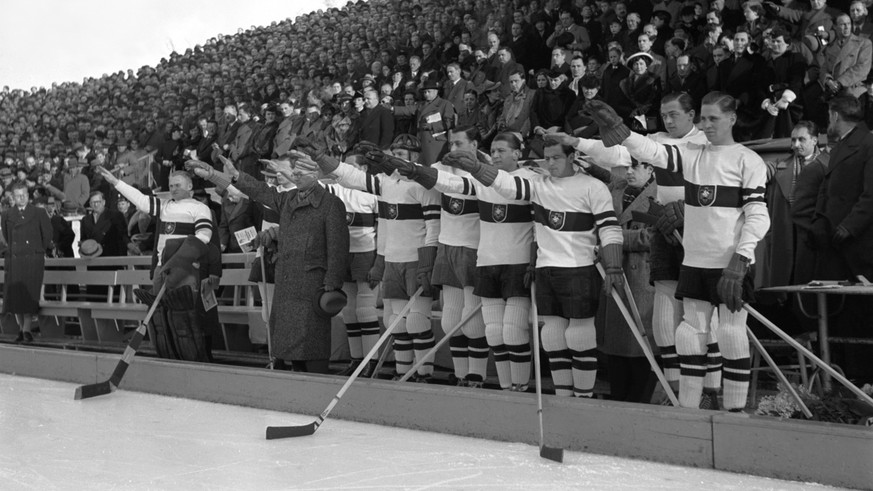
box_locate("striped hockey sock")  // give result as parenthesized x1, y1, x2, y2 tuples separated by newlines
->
(704, 337, 723, 391)
(566, 317, 597, 398)
(344, 322, 363, 360)
(466, 335, 489, 382)
(393, 332, 414, 375)
(541, 316, 573, 396)
(504, 296, 531, 387)
(482, 298, 510, 388)
(652, 281, 681, 382)
(717, 307, 751, 410)
(359, 321, 381, 359)
(411, 330, 436, 376)
(448, 335, 470, 379)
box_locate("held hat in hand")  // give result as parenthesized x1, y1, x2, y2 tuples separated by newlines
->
(419, 79, 441, 91)
(313, 287, 348, 318)
(79, 239, 103, 258)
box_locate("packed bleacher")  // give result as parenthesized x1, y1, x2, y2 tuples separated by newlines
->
(2, 0, 873, 419)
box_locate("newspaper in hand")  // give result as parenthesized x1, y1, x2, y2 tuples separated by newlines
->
(234, 226, 258, 253)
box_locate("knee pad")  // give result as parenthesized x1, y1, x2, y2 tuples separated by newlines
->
(503, 296, 531, 346)
(354, 281, 378, 323)
(441, 286, 464, 334)
(482, 298, 506, 347)
(540, 316, 569, 352)
(715, 307, 750, 359)
(675, 321, 707, 356)
(565, 317, 596, 351)
(406, 296, 432, 334)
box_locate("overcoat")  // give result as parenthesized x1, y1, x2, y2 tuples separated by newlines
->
(596, 176, 657, 358)
(234, 174, 349, 361)
(395, 96, 455, 165)
(2, 205, 52, 314)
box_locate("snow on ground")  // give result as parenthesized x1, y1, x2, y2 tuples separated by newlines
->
(0, 374, 836, 490)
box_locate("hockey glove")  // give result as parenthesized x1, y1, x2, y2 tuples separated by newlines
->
(363, 150, 395, 176)
(524, 242, 538, 289)
(416, 246, 438, 297)
(442, 151, 499, 186)
(599, 243, 624, 295)
(380, 155, 439, 189)
(717, 253, 750, 313)
(160, 236, 208, 290)
(655, 200, 684, 237)
(368, 254, 385, 289)
(291, 136, 325, 162)
(184, 159, 214, 179)
(583, 100, 631, 147)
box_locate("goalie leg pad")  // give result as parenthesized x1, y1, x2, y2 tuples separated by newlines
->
(162, 286, 211, 362)
(134, 288, 178, 360)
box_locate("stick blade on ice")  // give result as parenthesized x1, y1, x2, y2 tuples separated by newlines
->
(540, 445, 564, 463)
(265, 423, 317, 440)
(74, 381, 113, 400)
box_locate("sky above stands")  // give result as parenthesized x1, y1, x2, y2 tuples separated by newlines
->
(0, 0, 342, 91)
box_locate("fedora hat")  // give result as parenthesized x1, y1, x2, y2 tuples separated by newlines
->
(61, 200, 80, 215)
(79, 239, 103, 258)
(313, 287, 348, 318)
(419, 78, 441, 91)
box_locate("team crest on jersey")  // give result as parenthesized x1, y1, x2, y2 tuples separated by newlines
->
(548, 211, 565, 230)
(163, 222, 176, 234)
(448, 197, 464, 215)
(492, 204, 507, 223)
(346, 212, 355, 225)
(697, 185, 716, 207)
(386, 203, 398, 219)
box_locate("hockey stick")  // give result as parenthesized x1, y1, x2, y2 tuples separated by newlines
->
(744, 304, 873, 408)
(746, 326, 813, 419)
(74, 284, 167, 400)
(266, 286, 424, 439)
(369, 332, 394, 378)
(259, 247, 275, 369)
(595, 263, 679, 407)
(398, 303, 483, 382)
(530, 281, 564, 463)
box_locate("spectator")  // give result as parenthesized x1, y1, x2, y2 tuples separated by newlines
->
(597, 160, 657, 403)
(668, 55, 707, 108)
(457, 90, 483, 129)
(565, 74, 604, 138)
(2, 182, 53, 344)
(567, 56, 587, 95)
(155, 125, 185, 191)
(498, 70, 536, 138)
(716, 29, 766, 141)
(601, 46, 632, 111)
(548, 9, 592, 52)
(443, 63, 473, 116)
(80, 190, 128, 257)
(759, 26, 808, 139)
(45, 159, 89, 212)
(529, 69, 574, 156)
(115, 138, 149, 189)
(769, 0, 841, 41)
(393, 79, 456, 165)
(637, 32, 669, 87)
(359, 90, 394, 150)
(850, 0, 873, 38)
(217, 186, 260, 254)
(619, 52, 663, 132)
(230, 104, 261, 179)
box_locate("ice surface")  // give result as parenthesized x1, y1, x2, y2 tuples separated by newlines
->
(0, 374, 837, 490)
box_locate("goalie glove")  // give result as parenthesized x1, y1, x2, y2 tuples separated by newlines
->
(716, 253, 750, 312)
(655, 200, 684, 237)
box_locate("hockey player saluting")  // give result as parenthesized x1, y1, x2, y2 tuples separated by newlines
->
(425, 126, 488, 388)
(584, 93, 770, 412)
(415, 136, 624, 397)
(550, 92, 724, 408)
(379, 132, 538, 391)
(305, 135, 442, 382)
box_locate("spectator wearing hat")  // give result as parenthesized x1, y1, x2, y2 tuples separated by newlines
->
(2, 182, 53, 343)
(251, 105, 281, 160)
(618, 51, 663, 132)
(477, 81, 505, 147)
(217, 184, 260, 254)
(359, 89, 394, 149)
(547, 9, 592, 53)
(529, 69, 575, 157)
(45, 198, 75, 258)
(393, 79, 456, 165)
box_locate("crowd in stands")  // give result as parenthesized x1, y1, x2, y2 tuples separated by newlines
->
(2, 0, 873, 409)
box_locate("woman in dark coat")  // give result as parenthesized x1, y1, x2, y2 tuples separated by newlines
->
(2, 183, 53, 342)
(617, 52, 662, 133)
(190, 156, 349, 373)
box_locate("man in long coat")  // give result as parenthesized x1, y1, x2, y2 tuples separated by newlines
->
(2, 183, 53, 343)
(188, 154, 349, 373)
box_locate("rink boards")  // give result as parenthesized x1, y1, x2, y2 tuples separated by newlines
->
(1, 344, 870, 490)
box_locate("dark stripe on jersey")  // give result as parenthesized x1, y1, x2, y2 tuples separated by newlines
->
(377, 201, 424, 220)
(512, 176, 532, 201)
(441, 194, 479, 216)
(741, 186, 766, 204)
(461, 177, 476, 196)
(685, 181, 745, 208)
(348, 213, 376, 227)
(161, 222, 196, 235)
(653, 167, 684, 186)
(194, 218, 213, 232)
(665, 145, 683, 173)
(365, 175, 381, 196)
(532, 203, 596, 232)
(477, 200, 532, 223)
